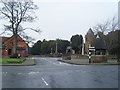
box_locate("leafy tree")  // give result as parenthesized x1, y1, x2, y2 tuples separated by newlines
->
(0, 0, 40, 54)
(40, 39, 49, 54)
(31, 40, 41, 55)
(57, 39, 70, 54)
(47, 40, 56, 54)
(30, 39, 70, 55)
(70, 34, 83, 54)
(106, 30, 120, 61)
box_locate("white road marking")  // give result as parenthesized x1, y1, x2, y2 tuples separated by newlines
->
(42, 77, 48, 86)
(59, 62, 70, 65)
(28, 72, 39, 75)
(59, 62, 62, 64)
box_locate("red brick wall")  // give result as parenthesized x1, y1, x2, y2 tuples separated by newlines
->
(2, 35, 29, 58)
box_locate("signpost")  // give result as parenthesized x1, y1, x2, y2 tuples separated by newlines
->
(88, 47, 95, 63)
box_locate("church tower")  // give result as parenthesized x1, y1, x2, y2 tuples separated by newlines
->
(85, 28, 95, 54)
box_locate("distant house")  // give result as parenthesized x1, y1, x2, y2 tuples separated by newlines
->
(1, 34, 28, 58)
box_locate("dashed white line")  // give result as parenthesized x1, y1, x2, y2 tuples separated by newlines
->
(42, 77, 49, 86)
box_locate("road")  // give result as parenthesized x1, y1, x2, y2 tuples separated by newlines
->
(2, 57, 119, 88)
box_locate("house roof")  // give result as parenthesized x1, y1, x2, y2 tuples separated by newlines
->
(1, 37, 10, 43)
(92, 35, 107, 50)
(1, 34, 28, 46)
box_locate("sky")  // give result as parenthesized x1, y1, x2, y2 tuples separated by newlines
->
(0, 0, 119, 45)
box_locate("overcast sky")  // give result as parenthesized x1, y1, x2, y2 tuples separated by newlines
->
(0, 0, 119, 44)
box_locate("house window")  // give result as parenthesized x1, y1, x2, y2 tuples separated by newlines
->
(8, 49, 12, 55)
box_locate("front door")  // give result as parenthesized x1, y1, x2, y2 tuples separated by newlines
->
(8, 49, 12, 55)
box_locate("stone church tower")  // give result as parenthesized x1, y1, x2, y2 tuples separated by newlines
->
(85, 28, 95, 54)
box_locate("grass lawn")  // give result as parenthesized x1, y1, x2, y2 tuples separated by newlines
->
(58, 59, 120, 65)
(0, 58, 25, 64)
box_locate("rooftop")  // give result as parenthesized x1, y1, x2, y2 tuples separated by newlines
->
(92, 35, 107, 50)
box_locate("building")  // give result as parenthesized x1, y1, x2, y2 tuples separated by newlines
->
(85, 28, 95, 54)
(118, 1, 120, 29)
(89, 35, 107, 63)
(91, 35, 107, 55)
(84, 28, 108, 63)
(1, 34, 28, 58)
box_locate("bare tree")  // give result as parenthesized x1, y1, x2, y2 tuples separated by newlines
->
(93, 20, 110, 34)
(93, 16, 118, 35)
(0, 0, 40, 54)
(109, 16, 118, 31)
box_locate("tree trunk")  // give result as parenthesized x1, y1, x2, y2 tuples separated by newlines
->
(13, 34, 17, 54)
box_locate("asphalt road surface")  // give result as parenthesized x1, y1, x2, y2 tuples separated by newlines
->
(2, 57, 119, 88)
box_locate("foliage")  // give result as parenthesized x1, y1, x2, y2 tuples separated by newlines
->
(30, 39, 70, 55)
(30, 40, 42, 55)
(70, 34, 83, 54)
(106, 30, 120, 61)
(56, 39, 70, 54)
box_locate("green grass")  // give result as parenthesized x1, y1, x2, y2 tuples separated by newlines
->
(0, 58, 25, 64)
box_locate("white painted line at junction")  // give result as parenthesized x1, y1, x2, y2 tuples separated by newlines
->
(42, 77, 49, 86)
(59, 62, 70, 65)
(59, 62, 62, 64)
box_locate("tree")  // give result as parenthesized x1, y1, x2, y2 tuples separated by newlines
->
(56, 39, 70, 54)
(31, 40, 42, 55)
(106, 30, 120, 61)
(93, 16, 118, 34)
(40, 39, 49, 54)
(30, 39, 70, 55)
(70, 34, 83, 54)
(0, 0, 40, 55)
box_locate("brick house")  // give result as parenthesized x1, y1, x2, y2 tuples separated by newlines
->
(1, 34, 29, 58)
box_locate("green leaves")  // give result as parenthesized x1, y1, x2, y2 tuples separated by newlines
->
(70, 34, 83, 54)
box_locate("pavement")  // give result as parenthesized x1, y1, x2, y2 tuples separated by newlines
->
(58, 59, 119, 65)
(1, 57, 119, 88)
(0, 59, 35, 66)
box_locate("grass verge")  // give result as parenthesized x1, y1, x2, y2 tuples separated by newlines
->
(0, 58, 25, 64)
